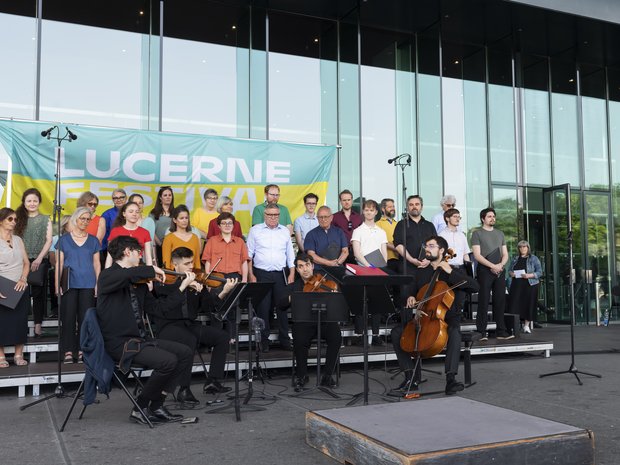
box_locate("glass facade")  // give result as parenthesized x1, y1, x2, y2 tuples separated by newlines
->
(2, 0, 620, 322)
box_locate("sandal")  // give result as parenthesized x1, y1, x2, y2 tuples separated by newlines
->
(64, 353, 74, 364)
(14, 355, 28, 366)
(0, 357, 8, 368)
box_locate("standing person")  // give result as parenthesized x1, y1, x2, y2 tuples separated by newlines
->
(438, 208, 471, 269)
(332, 189, 362, 262)
(431, 195, 460, 234)
(105, 202, 153, 267)
(77, 191, 106, 244)
(202, 213, 249, 282)
(251, 184, 293, 234)
(247, 203, 295, 352)
(508, 240, 542, 333)
(303, 206, 349, 277)
(148, 246, 235, 402)
(0, 208, 30, 368)
(206, 196, 243, 239)
(56, 207, 100, 363)
(101, 188, 127, 256)
(193, 188, 219, 240)
(97, 236, 192, 424)
(376, 198, 400, 272)
(149, 186, 175, 265)
(128, 193, 146, 228)
(161, 205, 201, 270)
(351, 199, 388, 346)
(390, 236, 479, 394)
(14, 188, 52, 338)
(293, 193, 319, 253)
(393, 195, 437, 272)
(471, 207, 513, 340)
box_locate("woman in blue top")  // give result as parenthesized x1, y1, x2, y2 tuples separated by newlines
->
(508, 240, 542, 333)
(56, 207, 101, 363)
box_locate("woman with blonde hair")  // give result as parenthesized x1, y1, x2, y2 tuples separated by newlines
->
(508, 240, 542, 333)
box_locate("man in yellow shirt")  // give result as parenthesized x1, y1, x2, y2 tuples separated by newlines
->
(376, 198, 400, 273)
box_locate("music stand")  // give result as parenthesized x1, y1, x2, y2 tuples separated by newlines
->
(342, 273, 412, 405)
(289, 292, 348, 399)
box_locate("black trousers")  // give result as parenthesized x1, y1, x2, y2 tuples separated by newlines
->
(353, 313, 381, 335)
(390, 308, 462, 376)
(158, 322, 229, 381)
(60, 288, 95, 354)
(253, 267, 290, 345)
(111, 339, 194, 401)
(476, 266, 507, 333)
(292, 322, 341, 378)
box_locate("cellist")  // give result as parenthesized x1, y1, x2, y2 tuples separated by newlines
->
(390, 235, 479, 395)
(277, 253, 342, 391)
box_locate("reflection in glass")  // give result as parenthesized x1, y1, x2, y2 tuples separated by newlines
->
(492, 186, 519, 257)
(582, 97, 609, 189)
(584, 193, 611, 324)
(418, 73, 442, 211)
(523, 89, 551, 185)
(488, 85, 516, 183)
(0, 12, 36, 120)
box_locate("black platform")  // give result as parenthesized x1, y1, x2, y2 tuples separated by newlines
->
(306, 397, 594, 465)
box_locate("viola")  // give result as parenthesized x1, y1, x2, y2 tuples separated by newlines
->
(303, 273, 339, 293)
(400, 248, 457, 358)
(194, 269, 228, 289)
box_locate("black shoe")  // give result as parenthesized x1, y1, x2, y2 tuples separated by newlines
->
(533, 322, 543, 329)
(261, 341, 270, 353)
(476, 331, 488, 342)
(320, 375, 337, 388)
(445, 379, 465, 395)
(293, 375, 309, 392)
(396, 377, 414, 392)
(280, 342, 293, 351)
(371, 336, 385, 346)
(203, 378, 232, 395)
(496, 331, 515, 340)
(351, 336, 363, 346)
(176, 387, 199, 405)
(150, 406, 183, 422)
(129, 407, 160, 425)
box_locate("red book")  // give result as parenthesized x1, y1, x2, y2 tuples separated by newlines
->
(345, 264, 387, 276)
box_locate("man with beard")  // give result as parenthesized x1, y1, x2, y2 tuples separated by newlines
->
(390, 235, 479, 395)
(376, 198, 400, 273)
(393, 195, 437, 272)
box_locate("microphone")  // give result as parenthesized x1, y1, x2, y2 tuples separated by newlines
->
(387, 155, 400, 164)
(40, 126, 56, 138)
(387, 153, 411, 164)
(251, 316, 265, 337)
(66, 127, 78, 141)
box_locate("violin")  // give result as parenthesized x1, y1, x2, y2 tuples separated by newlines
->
(194, 269, 228, 289)
(303, 273, 339, 293)
(400, 248, 458, 358)
(135, 269, 189, 285)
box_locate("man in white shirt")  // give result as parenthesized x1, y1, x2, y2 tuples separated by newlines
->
(293, 193, 319, 253)
(438, 208, 471, 269)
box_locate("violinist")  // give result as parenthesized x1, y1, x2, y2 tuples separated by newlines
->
(278, 253, 342, 391)
(148, 246, 237, 404)
(390, 235, 479, 396)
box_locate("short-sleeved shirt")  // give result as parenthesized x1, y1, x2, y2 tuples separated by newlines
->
(86, 214, 103, 240)
(251, 202, 292, 227)
(108, 226, 152, 250)
(376, 216, 398, 260)
(201, 235, 249, 275)
(193, 208, 219, 235)
(303, 226, 348, 261)
(439, 228, 471, 266)
(393, 216, 437, 265)
(57, 234, 100, 289)
(332, 210, 363, 244)
(351, 223, 388, 263)
(293, 213, 319, 245)
(0, 235, 26, 282)
(470, 228, 506, 264)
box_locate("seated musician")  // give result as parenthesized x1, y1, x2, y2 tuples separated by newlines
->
(149, 246, 237, 404)
(278, 253, 342, 391)
(303, 205, 349, 281)
(390, 235, 479, 395)
(96, 236, 193, 424)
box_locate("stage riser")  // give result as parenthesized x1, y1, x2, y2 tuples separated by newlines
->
(306, 400, 594, 465)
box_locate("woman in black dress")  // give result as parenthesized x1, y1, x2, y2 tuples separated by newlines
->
(508, 240, 542, 333)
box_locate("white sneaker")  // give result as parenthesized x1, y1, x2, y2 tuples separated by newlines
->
(523, 325, 531, 334)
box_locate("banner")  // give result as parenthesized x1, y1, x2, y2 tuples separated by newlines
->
(0, 120, 336, 233)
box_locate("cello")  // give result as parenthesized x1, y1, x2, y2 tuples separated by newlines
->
(400, 249, 461, 358)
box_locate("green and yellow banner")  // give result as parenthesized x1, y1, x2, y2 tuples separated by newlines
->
(0, 120, 336, 232)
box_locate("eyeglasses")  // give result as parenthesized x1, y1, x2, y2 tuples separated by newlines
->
(267, 192, 280, 197)
(78, 217, 91, 222)
(444, 203, 455, 207)
(206, 196, 218, 201)
(317, 215, 332, 220)
(425, 243, 439, 249)
(305, 202, 317, 206)
(5, 216, 16, 223)
(87, 202, 98, 207)
(219, 221, 234, 226)
(112, 196, 126, 201)
(265, 213, 280, 218)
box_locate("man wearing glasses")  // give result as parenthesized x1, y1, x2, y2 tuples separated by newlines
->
(247, 204, 296, 351)
(251, 184, 293, 234)
(304, 206, 349, 278)
(332, 189, 362, 264)
(438, 208, 471, 269)
(431, 195, 461, 234)
(101, 188, 127, 259)
(293, 193, 319, 253)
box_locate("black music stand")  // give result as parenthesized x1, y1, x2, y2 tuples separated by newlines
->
(208, 282, 275, 418)
(342, 273, 412, 405)
(289, 292, 348, 399)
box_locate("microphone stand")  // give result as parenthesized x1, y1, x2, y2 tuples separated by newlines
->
(392, 155, 411, 277)
(21, 126, 77, 411)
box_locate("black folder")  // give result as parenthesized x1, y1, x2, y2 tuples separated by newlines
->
(0, 275, 26, 310)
